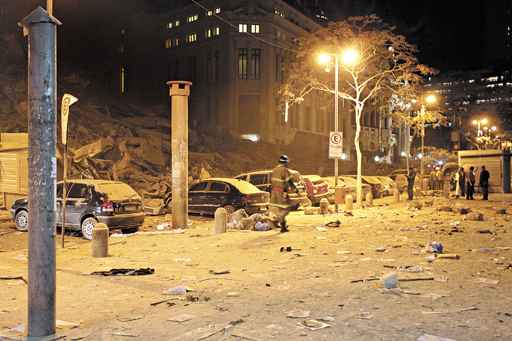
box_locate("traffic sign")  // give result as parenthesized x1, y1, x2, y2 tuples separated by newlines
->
(329, 131, 343, 159)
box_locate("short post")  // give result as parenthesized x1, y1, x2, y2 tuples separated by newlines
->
(334, 186, 345, 209)
(91, 223, 109, 258)
(344, 194, 353, 212)
(214, 207, 227, 234)
(167, 81, 192, 230)
(365, 191, 373, 207)
(443, 178, 450, 198)
(393, 188, 400, 203)
(19, 6, 61, 338)
(319, 198, 329, 215)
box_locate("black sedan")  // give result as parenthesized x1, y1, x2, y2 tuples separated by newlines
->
(188, 178, 269, 215)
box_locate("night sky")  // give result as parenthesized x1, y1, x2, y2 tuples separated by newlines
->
(1, 0, 510, 96)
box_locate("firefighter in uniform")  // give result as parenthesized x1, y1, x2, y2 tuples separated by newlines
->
(270, 155, 298, 233)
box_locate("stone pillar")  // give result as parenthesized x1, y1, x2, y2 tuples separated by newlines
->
(345, 194, 353, 212)
(91, 223, 109, 258)
(365, 191, 373, 207)
(167, 81, 192, 230)
(214, 207, 227, 234)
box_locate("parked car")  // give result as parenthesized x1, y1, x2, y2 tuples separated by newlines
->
(302, 175, 333, 205)
(389, 169, 408, 180)
(235, 170, 311, 208)
(323, 176, 372, 202)
(361, 176, 384, 198)
(375, 176, 396, 196)
(188, 178, 269, 216)
(11, 179, 144, 240)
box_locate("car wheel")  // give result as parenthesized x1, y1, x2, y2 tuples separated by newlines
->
(15, 210, 29, 231)
(81, 217, 98, 240)
(122, 227, 139, 234)
(223, 205, 235, 214)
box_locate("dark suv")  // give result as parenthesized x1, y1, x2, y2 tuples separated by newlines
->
(11, 179, 144, 240)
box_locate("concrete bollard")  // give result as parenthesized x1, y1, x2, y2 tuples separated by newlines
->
(91, 223, 109, 258)
(365, 191, 373, 207)
(393, 188, 400, 203)
(319, 198, 330, 215)
(345, 194, 353, 212)
(335, 186, 345, 205)
(214, 207, 227, 234)
(443, 179, 450, 198)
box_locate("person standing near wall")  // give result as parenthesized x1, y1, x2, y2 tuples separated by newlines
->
(466, 166, 476, 200)
(479, 165, 490, 200)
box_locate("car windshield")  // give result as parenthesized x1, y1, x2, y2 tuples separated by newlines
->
(95, 183, 140, 201)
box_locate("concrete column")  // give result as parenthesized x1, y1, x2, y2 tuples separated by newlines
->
(167, 81, 192, 230)
(19, 6, 61, 338)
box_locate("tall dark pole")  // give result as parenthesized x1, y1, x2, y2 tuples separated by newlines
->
(19, 7, 61, 338)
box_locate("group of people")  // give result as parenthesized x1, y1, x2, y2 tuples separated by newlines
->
(455, 165, 490, 200)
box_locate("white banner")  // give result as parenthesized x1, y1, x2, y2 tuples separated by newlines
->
(61, 93, 78, 145)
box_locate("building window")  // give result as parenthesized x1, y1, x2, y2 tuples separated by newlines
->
(187, 33, 197, 43)
(250, 49, 261, 80)
(239, 24, 248, 33)
(165, 39, 172, 48)
(174, 38, 180, 46)
(187, 14, 199, 23)
(168, 22, 173, 29)
(251, 24, 260, 33)
(238, 48, 248, 79)
(175, 20, 180, 27)
(207, 10, 213, 16)
(206, 27, 220, 39)
(215, 8, 221, 14)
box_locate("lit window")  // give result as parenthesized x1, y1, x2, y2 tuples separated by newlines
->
(238, 48, 248, 79)
(215, 8, 221, 14)
(251, 24, 260, 33)
(174, 38, 180, 46)
(168, 22, 173, 29)
(165, 39, 172, 48)
(187, 14, 199, 23)
(206, 29, 212, 38)
(239, 24, 248, 33)
(175, 20, 180, 27)
(187, 33, 197, 43)
(207, 10, 213, 16)
(214, 27, 220, 36)
(250, 49, 261, 80)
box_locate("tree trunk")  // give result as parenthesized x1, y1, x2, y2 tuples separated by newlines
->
(355, 106, 363, 206)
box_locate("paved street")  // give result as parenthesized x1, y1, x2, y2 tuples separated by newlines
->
(1, 196, 512, 340)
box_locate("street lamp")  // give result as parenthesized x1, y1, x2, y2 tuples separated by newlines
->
(317, 47, 359, 209)
(419, 94, 437, 175)
(472, 118, 489, 137)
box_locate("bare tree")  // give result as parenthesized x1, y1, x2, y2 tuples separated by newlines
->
(281, 15, 434, 205)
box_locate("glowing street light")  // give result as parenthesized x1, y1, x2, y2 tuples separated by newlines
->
(341, 48, 359, 67)
(316, 47, 359, 208)
(418, 94, 438, 175)
(491, 126, 497, 132)
(472, 118, 489, 136)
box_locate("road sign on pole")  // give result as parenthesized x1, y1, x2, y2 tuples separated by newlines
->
(329, 131, 343, 159)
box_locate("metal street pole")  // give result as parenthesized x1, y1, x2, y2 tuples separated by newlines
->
(420, 105, 425, 175)
(334, 55, 339, 211)
(167, 81, 192, 230)
(19, 6, 61, 338)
